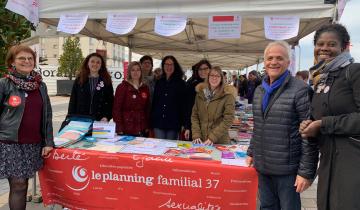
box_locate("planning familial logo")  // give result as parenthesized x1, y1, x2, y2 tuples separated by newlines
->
(66, 166, 91, 191)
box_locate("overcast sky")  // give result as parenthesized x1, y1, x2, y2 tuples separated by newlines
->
(244, 0, 359, 73)
(299, 0, 360, 70)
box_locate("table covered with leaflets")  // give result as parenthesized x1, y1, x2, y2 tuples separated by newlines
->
(39, 110, 257, 210)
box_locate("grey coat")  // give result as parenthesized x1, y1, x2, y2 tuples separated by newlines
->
(247, 75, 318, 179)
(311, 63, 360, 210)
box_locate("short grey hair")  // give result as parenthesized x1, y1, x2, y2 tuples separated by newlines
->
(264, 41, 292, 60)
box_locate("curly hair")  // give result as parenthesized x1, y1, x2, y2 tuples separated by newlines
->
(313, 23, 350, 49)
(77, 53, 112, 86)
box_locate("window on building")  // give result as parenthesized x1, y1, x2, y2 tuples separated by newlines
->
(53, 44, 58, 49)
(54, 54, 57, 58)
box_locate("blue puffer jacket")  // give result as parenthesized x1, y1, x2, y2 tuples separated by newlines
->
(247, 75, 318, 179)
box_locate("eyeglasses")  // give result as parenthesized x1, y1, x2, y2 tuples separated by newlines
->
(164, 63, 173, 67)
(209, 74, 221, 78)
(199, 67, 209, 71)
(16, 57, 34, 62)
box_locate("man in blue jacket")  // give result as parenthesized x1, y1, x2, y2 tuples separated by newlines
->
(246, 41, 318, 210)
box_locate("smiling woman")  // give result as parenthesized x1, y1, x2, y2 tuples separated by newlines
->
(299, 23, 360, 210)
(67, 53, 114, 123)
(1, 45, 54, 210)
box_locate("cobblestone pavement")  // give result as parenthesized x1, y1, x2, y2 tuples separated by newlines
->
(0, 96, 318, 209)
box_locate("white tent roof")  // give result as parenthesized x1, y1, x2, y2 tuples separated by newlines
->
(39, 0, 336, 69)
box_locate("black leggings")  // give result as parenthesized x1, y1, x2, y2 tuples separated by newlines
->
(8, 177, 29, 210)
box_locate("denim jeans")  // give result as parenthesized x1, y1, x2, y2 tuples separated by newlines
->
(153, 128, 178, 140)
(258, 173, 301, 210)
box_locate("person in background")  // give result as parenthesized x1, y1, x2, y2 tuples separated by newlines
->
(295, 70, 310, 83)
(140, 55, 156, 100)
(222, 70, 228, 84)
(113, 61, 150, 136)
(296, 70, 314, 101)
(68, 53, 114, 121)
(299, 23, 360, 210)
(184, 59, 211, 140)
(191, 67, 236, 145)
(231, 73, 239, 89)
(246, 70, 261, 104)
(238, 74, 248, 98)
(246, 41, 318, 210)
(0, 45, 54, 210)
(151, 55, 186, 140)
(153, 67, 162, 80)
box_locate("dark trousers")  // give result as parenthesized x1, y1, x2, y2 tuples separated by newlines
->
(153, 128, 178, 140)
(258, 173, 301, 210)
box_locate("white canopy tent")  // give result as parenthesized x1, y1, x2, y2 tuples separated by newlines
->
(38, 0, 336, 69)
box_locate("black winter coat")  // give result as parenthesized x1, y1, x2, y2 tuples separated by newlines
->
(0, 78, 54, 146)
(68, 77, 114, 121)
(247, 75, 318, 179)
(151, 76, 186, 130)
(311, 63, 360, 210)
(184, 77, 204, 130)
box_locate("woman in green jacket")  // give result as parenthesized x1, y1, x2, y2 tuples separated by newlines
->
(191, 67, 236, 145)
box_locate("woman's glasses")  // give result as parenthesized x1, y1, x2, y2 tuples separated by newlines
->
(209, 74, 221, 78)
(16, 57, 34, 62)
(199, 67, 209, 71)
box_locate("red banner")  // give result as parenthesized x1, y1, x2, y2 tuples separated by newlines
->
(123, 61, 129, 80)
(39, 148, 258, 210)
(212, 16, 234, 22)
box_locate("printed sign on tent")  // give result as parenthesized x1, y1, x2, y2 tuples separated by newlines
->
(154, 15, 187, 36)
(264, 16, 299, 40)
(57, 14, 88, 34)
(208, 16, 242, 39)
(5, 0, 39, 25)
(106, 14, 137, 35)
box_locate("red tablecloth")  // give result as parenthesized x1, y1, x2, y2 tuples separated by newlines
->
(39, 148, 258, 210)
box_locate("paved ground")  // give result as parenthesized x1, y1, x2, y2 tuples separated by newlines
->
(0, 96, 318, 210)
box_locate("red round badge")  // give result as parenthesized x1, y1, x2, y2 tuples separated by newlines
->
(8, 96, 21, 107)
(141, 92, 148, 99)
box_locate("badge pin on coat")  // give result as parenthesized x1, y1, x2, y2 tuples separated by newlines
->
(323, 86, 330, 93)
(316, 84, 325, 93)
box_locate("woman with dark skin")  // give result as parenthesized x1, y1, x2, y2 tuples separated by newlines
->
(300, 23, 360, 210)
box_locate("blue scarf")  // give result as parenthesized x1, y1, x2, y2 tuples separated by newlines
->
(262, 70, 289, 112)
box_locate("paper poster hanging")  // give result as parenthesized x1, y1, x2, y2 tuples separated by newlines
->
(264, 16, 299, 40)
(106, 14, 137, 35)
(5, 0, 39, 25)
(208, 16, 242, 39)
(57, 14, 88, 34)
(154, 15, 187, 36)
